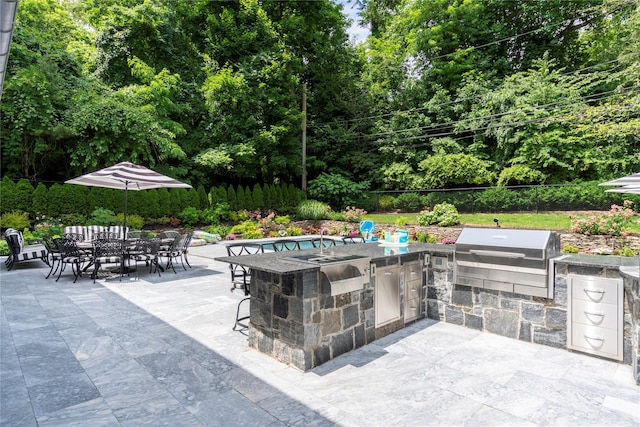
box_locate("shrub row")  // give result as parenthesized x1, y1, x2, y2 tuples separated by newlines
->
(379, 182, 640, 213)
(0, 176, 305, 222)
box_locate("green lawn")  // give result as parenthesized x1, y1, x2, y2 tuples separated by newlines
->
(365, 212, 640, 233)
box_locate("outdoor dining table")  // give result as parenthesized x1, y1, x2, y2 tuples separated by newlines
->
(77, 239, 138, 276)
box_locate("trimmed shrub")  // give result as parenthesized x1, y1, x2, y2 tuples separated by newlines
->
(393, 192, 422, 212)
(197, 185, 210, 210)
(377, 195, 396, 212)
(253, 184, 264, 210)
(0, 176, 16, 215)
(14, 179, 34, 213)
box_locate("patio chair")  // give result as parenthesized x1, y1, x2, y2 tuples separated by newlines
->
(42, 235, 63, 279)
(129, 237, 162, 279)
(93, 231, 119, 241)
(4, 229, 48, 271)
(359, 220, 375, 241)
(179, 231, 194, 269)
(53, 238, 93, 283)
(92, 239, 124, 283)
(62, 232, 85, 242)
(311, 237, 336, 249)
(272, 239, 301, 252)
(158, 232, 193, 273)
(342, 236, 366, 244)
(226, 243, 264, 331)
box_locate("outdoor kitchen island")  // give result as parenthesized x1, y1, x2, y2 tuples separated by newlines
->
(216, 242, 449, 370)
(216, 236, 639, 384)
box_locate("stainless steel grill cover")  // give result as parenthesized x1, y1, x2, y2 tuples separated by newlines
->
(454, 228, 560, 298)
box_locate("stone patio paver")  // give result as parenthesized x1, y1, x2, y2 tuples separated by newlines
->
(1, 244, 638, 426)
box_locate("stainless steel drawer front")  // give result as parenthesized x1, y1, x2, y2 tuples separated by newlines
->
(567, 275, 623, 361)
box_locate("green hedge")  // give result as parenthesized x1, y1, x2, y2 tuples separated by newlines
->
(0, 180, 306, 224)
(378, 182, 640, 213)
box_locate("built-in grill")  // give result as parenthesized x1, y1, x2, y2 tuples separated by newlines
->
(454, 227, 561, 298)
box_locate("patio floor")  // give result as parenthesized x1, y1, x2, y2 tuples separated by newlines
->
(1, 243, 638, 426)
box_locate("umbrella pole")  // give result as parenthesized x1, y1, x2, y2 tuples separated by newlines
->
(123, 182, 128, 236)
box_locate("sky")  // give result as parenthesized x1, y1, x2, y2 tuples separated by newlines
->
(336, 0, 370, 44)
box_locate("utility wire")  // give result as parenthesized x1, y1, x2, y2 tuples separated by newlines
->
(310, 1, 636, 128)
(363, 101, 639, 148)
(329, 86, 638, 142)
(310, 55, 631, 128)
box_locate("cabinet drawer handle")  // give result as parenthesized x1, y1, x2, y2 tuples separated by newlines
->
(584, 335, 605, 343)
(583, 288, 605, 298)
(384, 271, 393, 275)
(410, 271, 417, 275)
(583, 310, 605, 317)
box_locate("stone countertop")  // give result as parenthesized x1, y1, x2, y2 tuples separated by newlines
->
(215, 242, 453, 274)
(556, 253, 640, 269)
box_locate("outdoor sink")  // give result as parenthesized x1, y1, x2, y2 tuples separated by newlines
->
(283, 253, 371, 296)
(284, 253, 369, 265)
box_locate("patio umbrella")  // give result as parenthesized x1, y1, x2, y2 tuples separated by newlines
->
(66, 161, 192, 231)
(600, 172, 640, 187)
(605, 185, 640, 194)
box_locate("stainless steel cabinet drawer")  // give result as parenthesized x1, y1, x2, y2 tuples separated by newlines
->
(570, 276, 619, 305)
(571, 299, 619, 330)
(570, 323, 620, 359)
(405, 299, 421, 320)
(405, 264, 422, 280)
(567, 275, 623, 361)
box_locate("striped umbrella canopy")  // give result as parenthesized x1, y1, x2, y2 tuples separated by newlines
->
(600, 172, 640, 187)
(605, 186, 640, 194)
(66, 161, 192, 229)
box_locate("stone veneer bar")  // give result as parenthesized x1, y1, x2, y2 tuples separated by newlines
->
(216, 242, 639, 383)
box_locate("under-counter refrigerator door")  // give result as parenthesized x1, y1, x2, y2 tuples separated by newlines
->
(375, 266, 401, 327)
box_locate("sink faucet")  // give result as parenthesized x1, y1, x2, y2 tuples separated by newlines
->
(319, 228, 329, 255)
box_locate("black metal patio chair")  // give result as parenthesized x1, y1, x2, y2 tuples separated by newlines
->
(53, 238, 93, 283)
(272, 239, 301, 252)
(129, 237, 162, 279)
(158, 232, 193, 273)
(91, 239, 125, 283)
(342, 236, 366, 244)
(225, 242, 264, 331)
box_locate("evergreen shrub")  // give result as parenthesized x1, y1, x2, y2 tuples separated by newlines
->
(394, 193, 422, 212)
(377, 195, 395, 211)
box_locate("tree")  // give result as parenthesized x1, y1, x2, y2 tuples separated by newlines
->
(156, 188, 170, 217)
(227, 186, 238, 211)
(0, 177, 17, 214)
(252, 184, 264, 211)
(418, 154, 496, 188)
(197, 185, 209, 210)
(13, 179, 35, 214)
(32, 183, 49, 216)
